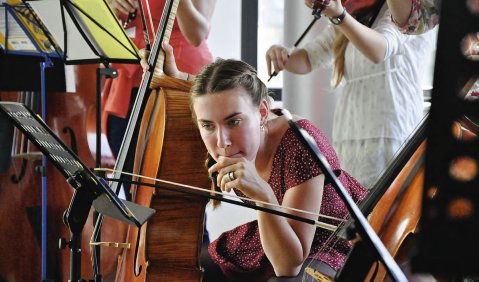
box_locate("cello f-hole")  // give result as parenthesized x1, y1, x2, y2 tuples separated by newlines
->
(62, 127, 78, 155)
(134, 228, 144, 277)
(11, 159, 28, 183)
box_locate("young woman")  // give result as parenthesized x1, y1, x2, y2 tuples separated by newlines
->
(143, 44, 368, 281)
(267, 0, 435, 188)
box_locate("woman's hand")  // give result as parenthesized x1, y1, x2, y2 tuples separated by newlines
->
(209, 156, 274, 203)
(139, 42, 187, 80)
(139, 48, 150, 72)
(304, 0, 315, 9)
(318, 0, 343, 18)
(108, 0, 137, 16)
(265, 44, 290, 77)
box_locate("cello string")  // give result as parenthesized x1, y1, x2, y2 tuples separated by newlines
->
(94, 167, 345, 224)
(137, 0, 151, 50)
(90, 1, 181, 278)
(89, 0, 155, 269)
(299, 176, 366, 280)
(301, 202, 361, 281)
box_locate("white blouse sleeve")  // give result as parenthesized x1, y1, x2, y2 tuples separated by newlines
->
(303, 25, 336, 70)
(374, 8, 410, 61)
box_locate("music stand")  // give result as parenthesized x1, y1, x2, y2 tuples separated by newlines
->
(1, 4, 64, 280)
(1, 1, 138, 279)
(0, 101, 155, 282)
(281, 110, 407, 282)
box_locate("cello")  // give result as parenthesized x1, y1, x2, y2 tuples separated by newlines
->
(304, 116, 427, 281)
(365, 77, 479, 281)
(86, 0, 209, 281)
(330, 113, 476, 281)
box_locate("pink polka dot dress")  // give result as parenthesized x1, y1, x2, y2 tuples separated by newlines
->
(208, 119, 368, 281)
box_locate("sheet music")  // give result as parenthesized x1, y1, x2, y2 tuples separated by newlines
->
(0, 3, 52, 52)
(28, 0, 98, 61)
(29, 0, 139, 62)
(0, 6, 33, 51)
(69, 0, 138, 60)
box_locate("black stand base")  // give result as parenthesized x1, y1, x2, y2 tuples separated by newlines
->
(335, 240, 378, 282)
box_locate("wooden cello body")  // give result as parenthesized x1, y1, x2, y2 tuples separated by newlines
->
(114, 76, 210, 282)
(366, 141, 425, 281)
(107, 0, 210, 280)
(0, 91, 43, 282)
(0, 65, 125, 281)
(366, 118, 477, 281)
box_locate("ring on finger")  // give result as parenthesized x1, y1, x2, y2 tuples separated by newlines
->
(229, 171, 236, 181)
(223, 172, 232, 182)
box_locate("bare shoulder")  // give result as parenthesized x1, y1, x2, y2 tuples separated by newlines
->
(267, 114, 290, 141)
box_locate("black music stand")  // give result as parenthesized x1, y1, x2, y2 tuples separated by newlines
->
(0, 102, 155, 282)
(2, 1, 139, 279)
(22, 0, 139, 163)
(282, 110, 407, 282)
(1, 4, 65, 281)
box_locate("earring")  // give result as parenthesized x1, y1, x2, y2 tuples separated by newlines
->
(260, 124, 265, 131)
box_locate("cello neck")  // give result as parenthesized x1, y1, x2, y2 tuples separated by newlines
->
(110, 0, 179, 193)
(150, 0, 178, 88)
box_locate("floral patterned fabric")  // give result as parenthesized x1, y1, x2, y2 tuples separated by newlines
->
(395, 0, 440, 34)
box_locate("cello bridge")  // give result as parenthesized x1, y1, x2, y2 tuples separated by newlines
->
(304, 267, 333, 282)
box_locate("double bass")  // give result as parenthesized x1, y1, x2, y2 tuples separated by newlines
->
(0, 91, 44, 282)
(0, 61, 124, 281)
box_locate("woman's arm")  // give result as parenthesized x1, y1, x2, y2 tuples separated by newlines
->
(387, 0, 440, 35)
(257, 175, 325, 276)
(265, 46, 313, 75)
(140, 43, 195, 81)
(211, 156, 325, 277)
(266, 0, 388, 77)
(176, 0, 217, 46)
(387, 0, 414, 27)
(322, 0, 388, 64)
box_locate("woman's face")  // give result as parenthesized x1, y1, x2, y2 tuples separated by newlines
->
(193, 87, 266, 162)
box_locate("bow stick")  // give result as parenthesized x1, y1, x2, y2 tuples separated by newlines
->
(94, 167, 343, 232)
(268, 0, 330, 82)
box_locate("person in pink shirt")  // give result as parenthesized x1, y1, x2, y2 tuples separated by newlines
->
(103, 0, 216, 157)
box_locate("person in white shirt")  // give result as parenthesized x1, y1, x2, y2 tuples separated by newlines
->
(266, 0, 435, 188)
